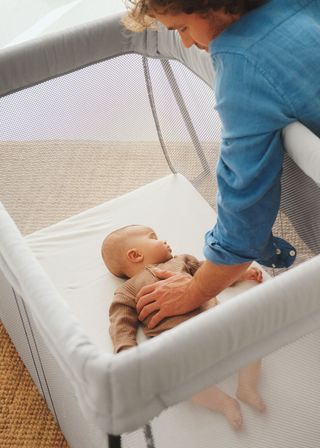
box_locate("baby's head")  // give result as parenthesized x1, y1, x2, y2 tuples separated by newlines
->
(101, 225, 173, 278)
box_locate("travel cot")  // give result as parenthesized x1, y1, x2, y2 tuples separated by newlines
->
(1, 12, 320, 448)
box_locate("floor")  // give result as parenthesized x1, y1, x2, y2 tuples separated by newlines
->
(0, 0, 125, 49)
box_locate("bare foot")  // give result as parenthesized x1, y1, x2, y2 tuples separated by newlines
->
(192, 388, 243, 430)
(221, 397, 243, 430)
(236, 386, 266, 412)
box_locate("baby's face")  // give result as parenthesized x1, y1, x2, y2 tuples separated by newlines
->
(128, 226, 173, 265)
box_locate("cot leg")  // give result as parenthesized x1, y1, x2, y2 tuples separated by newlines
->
(160, 58, 211, 177)
(108, 433, 121, 448)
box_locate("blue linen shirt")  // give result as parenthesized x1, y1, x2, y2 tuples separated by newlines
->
(204, 0, 320, 266)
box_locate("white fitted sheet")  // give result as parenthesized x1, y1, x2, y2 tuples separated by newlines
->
(25, 173, 268, 355)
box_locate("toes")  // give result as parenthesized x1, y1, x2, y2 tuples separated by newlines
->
(223, 400, 243, 430)
(231, 414, 243, 430)
(256, 400, 267, 413)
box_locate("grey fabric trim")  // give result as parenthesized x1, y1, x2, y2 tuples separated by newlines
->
(160, 58, 211, 177)
(0, 13, 126, 98)
(0, 13, 214, 98)
(142, 56, 176, 174)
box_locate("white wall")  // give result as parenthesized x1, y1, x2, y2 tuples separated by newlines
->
(0, 0, 125, 48)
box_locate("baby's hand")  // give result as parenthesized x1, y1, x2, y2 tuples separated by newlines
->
(241, 266, 263, 283)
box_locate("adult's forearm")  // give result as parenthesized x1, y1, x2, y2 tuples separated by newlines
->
(187, 260, 250, 307)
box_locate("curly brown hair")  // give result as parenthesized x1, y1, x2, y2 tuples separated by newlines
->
(122, 0, 266, 31)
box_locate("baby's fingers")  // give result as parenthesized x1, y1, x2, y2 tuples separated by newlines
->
(251, 267, 263, 283)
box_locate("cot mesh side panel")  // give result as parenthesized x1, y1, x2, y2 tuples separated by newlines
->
(281, 154, 320, 257)
(1, 53, 318, 265)
(122, 328, 320, 448)
(0, 54, 171, 234)
(0, 271, 47, 401)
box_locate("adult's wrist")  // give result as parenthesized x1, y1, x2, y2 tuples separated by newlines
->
(188, 260, 250, 306)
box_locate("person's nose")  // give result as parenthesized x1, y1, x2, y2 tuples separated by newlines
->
(178, 31, 194, 49)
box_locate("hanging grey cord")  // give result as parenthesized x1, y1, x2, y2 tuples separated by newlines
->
(142, 56, 176, 174)
(143, 423, 155, 448)
(160, 58, 211, 179)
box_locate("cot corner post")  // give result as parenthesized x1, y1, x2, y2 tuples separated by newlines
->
(108, 433, 122, 448)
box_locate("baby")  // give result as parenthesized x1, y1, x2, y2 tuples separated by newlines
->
(102, 224, 266, 429)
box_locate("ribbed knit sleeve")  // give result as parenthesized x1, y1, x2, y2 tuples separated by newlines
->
(183, 254, 203, 276)
(109, 292, 139, 354)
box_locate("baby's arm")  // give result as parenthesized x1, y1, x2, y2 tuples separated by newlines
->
(109, 292, 139, 353)
(184, 254, 204, 276)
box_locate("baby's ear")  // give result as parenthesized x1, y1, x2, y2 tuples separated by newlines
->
(127, 248, 144, 263)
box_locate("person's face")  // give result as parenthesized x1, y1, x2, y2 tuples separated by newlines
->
(153, 9, 240, 51)
(127, 226, 173, 265)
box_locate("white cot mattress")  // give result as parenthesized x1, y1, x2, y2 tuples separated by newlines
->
(1, 173, 320, 446)
(25, 173, 265, 353)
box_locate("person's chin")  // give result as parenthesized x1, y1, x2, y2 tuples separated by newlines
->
(196, 44, 208, 52)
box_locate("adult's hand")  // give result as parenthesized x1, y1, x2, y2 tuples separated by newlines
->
(136, 270, 196, 329)
(136, 260, 250, 329)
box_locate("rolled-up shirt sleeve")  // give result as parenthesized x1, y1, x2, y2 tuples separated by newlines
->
(204, 51, 295, 265)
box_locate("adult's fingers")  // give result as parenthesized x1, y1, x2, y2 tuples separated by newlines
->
(136, 290, 158, 313)
(148, 310, 165, 329)
(136, 282, 157, 299)
(138, 301, 160, 321)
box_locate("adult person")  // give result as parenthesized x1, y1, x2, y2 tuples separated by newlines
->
(122, 0, 320, 329)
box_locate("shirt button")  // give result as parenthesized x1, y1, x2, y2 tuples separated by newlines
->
(276, 248, 281, 255)
(289, 250, 296, 256)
